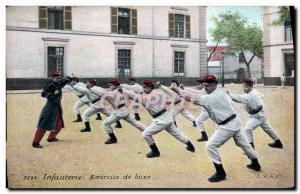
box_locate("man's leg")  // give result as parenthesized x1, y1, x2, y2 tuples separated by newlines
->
(81, 106, 99, 132)
(102, 113, 119, 144)
(243, 118, 261, 149)
(73, 100, 85, 122)
(260, 121, 283, 148)
(133, 106, 141, 121)
(180, 109, 197, 127)
(233, 130, 261, 171)
(123, 114, 146, 132)
(196, 110, 209, 142)
(47, 113, 63, 141)
(32, 128, 46, 148)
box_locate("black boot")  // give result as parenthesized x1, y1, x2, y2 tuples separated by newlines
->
(208, 163, 226, 182)
(268, 139, 283, 149)
(250, 142, 255, 149)
(114, 120, 122, 128)
(135, 113, 141, 121)
(96, 113, 102, 120)
(80, 122, 91, 132)
(174, 121, 177, 127)
(105, 133, 117, 144)
(186, 141, 195, 152)
(192, 121, 197, 127)
(146, 143, 160, 158)
(47, 138, 59, 142)
(73, 114, 82, 122)
(32, 142, 43, 148)
(197, 131, 208, 142)
(247, 159, 261, 171)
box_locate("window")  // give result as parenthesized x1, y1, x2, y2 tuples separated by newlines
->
(111, 7, 137, 35)
(284, 20, 292, 42)
(169, 13, 190, 38)
(47, 47, 64, 77)
(284, 53, 294, 77)
(118, 49, 131, 77)
(39, 6, 72, 30)
(48, 7, 64, 30)
(174, 51, 185, 76)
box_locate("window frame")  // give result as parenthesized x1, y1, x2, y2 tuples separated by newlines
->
(115, 46, 133, 78)
(284, 20, 292, 42)
(47, 7, 64, 30)
(173, 50, 186, 77)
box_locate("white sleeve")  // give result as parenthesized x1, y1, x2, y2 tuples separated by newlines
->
(73, 85, 90, 96)
(160, 85, 177, 99)
(230, 93, 249, 104)
(63, 85, 73, 91)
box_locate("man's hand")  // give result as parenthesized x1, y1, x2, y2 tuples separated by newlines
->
(117, 86, 123, 93)
(156, 81, 161, 88)
(170, 83, 177, 89)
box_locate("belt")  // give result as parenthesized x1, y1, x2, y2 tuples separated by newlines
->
(174, 100, 182, 105)
(152, 109, 167, 118)
(92, 98, 100, 104)
(117, 103, 125, 109)
(248, 105, 263, 115)
(218, 114, 237, 125)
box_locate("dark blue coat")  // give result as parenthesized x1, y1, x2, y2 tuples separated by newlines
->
(37, 78, 69, 131)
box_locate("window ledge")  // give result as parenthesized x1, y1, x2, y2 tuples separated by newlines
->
(113, 41, 136, 45)
(42, 37, 70, 42)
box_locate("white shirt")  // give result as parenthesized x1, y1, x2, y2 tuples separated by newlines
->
(121, 83, 143, 94)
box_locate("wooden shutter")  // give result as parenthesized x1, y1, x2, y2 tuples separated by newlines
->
(39, 6, 48, 28)
(185, 15, 190, 38)
(169, 13, 174, 37)
(64, 6, 72, 30)
(131, 9, 137, 35)
(111, 7, 118, 33)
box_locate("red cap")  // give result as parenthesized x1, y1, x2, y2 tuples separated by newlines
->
(128, 77, 135, 81)
(52, 70, 61, 77)
(243, 78, 254, 87)
(109, 79, 120, 86)
(170, 78, 180, 86)
(143, 80, 154, 88)
(88, 79, 97, 85)
(203, 74, 218, 85)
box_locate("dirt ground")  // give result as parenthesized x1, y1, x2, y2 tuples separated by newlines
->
(6, 84, 295, 189)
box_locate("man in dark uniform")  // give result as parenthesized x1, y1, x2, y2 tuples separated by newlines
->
(32, 70, 70, 148)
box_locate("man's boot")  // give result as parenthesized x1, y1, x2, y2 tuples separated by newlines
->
(197, 131, 208, 142)
(186, 141, 195, 152)
(208, 163, 226, 182)
(80, 122, 91, 132)
(146, 143, 160, 158)
(250, 142, 255, 149)
(247, 158, 261, 171)
(96, 113, 102, 120)
(192, 121, 197, 127)
(105, 133, 117, 144)
(135, 113, 141, 121)
(114, 120, 122, 128)
(73, 114, 82, 122)
(32, 142, 43, 148)
(174, 121, 177, 127)
(268, 139, 283, 149)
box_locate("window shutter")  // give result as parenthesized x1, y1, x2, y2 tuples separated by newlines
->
(39, 6, 48, 28)
(185, 15, 190, 38)
(169, 13, 174, 37)
(64, 6, 72, 30)
(111, 7, 118, 33)
(131, 9, 137, 35)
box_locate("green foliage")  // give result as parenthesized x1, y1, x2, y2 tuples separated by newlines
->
(210, 11, 263, 58)
(272, 6, 290, 25)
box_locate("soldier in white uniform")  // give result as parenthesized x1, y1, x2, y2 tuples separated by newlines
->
(171, 75, 261, 182)
(122, 80, 195, 158)
(120, 77, 143, 121)
(80, 80, 122, 132)
(101, 79, 146, 144)
(228, 78, 283, 149)
(158, 78, 197, 128)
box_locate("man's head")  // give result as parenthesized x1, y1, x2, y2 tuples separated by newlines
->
(242, 78, 253, 93)
(170, 78, 180, 87)
(202, 74, 218, 94)
(109, 79, 120, 91)
(87, 79, 97, 88)
(196, 77, 205, 90)
(142, 80, 154, 94)
(69, 76, 79, 86)
(51, 70, 62, 83)
(128, 77, 136, 85)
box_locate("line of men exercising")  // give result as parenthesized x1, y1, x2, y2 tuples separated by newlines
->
(32, 71, 283, 182)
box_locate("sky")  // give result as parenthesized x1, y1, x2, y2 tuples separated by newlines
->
(206, 6, 262, 44)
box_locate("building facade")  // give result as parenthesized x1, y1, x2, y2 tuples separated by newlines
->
(263, 6, 294, 85)
(6, 6, 207, 89)
(207, 46, 263, 83)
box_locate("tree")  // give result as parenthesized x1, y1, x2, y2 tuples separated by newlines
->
(210, 12, 263, 78)
(272, 6, 290, 25)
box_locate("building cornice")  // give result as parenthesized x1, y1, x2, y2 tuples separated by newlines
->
(263, 42, 294, 47)
(6, 26, 207, 43)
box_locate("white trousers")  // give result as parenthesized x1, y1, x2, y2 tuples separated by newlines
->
(102, 107, 145, 134)
(243, 117, 280, 143)
(73, 99, 90, 115)
(196, 109, 209, 132)
(206, 118, 258, 164)
(83, 105, 111, 122)
(170, 103, 195, 122)
(142, 112, 189, 146)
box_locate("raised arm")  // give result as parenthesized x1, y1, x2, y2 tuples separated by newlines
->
(228, 92, 249, 104)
